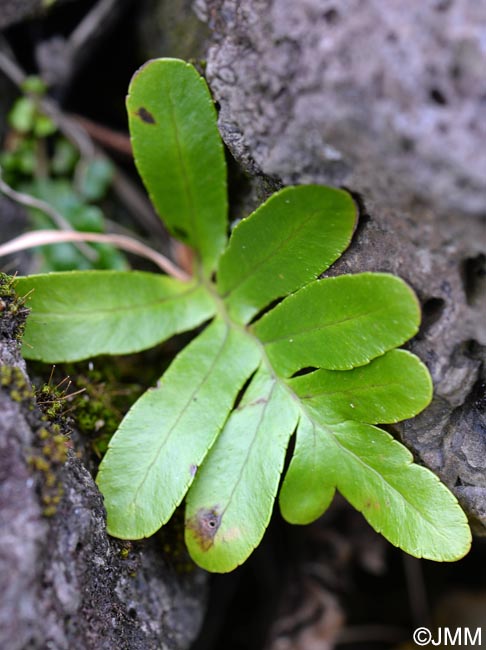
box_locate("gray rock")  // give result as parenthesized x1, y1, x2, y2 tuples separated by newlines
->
(0, 367, 47, 649)
(198, 0, 486, 217)
(197, 0, 486, 531)
(0, 280, 207, 649)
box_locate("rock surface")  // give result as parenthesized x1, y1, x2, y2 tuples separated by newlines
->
(197, 0, 486, 217)
(196, 0, 486, 531)
(0, 277, 206, 650)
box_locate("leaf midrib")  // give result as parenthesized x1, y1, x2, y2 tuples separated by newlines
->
(129, 322, 231, 511)
(163, 71, 199, 254)
(258, 306, 386, 344)
(257, 342, 445, 535)
(217, 378, 278, 527)
(211, 300, 438, 535)
(311, 417, 445, 533)
(297, 380, 410, 399)
(30, 284, 200, 316)
(221, 209, 323, 297)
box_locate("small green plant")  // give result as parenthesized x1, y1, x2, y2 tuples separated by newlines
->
(13, 59, 471, 572)
(1, 76, 125, 272)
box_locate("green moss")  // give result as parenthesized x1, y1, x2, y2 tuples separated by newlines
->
(29, 359, 143, 472)
(57, 362, 142, 458)
(0, 365, 33, 400)
(119, 542, 132, 559)
(27, 418, 68, 516)
(0, 277, 69, 518)
(24, 360, 142, 517)
(0, 273, 17, 299)
(22, 401, 69, 518)
(22, 380, 70, 516)
(0, 273, 29, 341)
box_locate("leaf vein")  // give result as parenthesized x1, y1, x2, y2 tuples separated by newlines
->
(262, 307, 386, 343)
(320, 422, 442, 529)
(219, 377, 278, 521)
(129, 323, 230, 510)
(163, 72, 198, 250)
(300, 380, 407, 399)
(30, 284, 200, 316)
(222, 210, 321, 296)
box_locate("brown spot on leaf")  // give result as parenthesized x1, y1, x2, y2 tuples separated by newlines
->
(253, 397, 268, 406)
(237, 396, 268, 411)
(136, 107, 156, 124)
(364, 499, 381, 510)
(186, 507, 222, 551)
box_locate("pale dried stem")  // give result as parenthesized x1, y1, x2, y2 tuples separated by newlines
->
(0, 168, 98, 262)
(0, 230, 191, 281)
